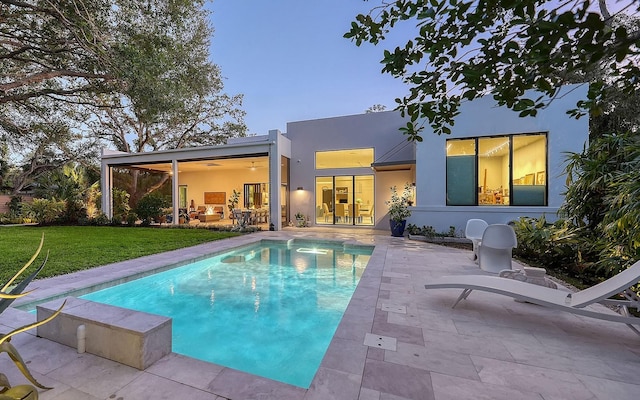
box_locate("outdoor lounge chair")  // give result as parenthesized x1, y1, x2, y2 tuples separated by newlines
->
(424, 259, 640, 335)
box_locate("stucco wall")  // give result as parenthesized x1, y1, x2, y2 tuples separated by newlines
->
(411, 83, 589, 233)
(374, 170, 414, 229)
(286, 111, 414, 228)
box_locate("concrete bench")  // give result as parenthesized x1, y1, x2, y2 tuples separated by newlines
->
(36, 297, 172, 370)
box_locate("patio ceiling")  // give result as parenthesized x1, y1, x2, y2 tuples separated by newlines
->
(126, 156, 269, 173)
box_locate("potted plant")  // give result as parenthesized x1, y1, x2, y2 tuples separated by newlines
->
(295, 212, 307, 227)
(178, 209, 190, 224)
(228, 189, 240, 224)
(385, 184, 413, 237)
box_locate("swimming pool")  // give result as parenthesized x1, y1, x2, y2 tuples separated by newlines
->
(80, 239, 372, 388)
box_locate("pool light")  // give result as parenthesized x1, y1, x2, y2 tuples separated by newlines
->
(296, 248, 329, 255)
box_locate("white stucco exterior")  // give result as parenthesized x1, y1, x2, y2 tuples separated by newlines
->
(286, 111, 415, 229)
(410, 84, 589, 231)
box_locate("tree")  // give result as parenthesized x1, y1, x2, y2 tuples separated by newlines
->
(345, 0, 640, 140)
(0, 0, 116, 108)
(1, 0, 245, 200)
(366, 104, 387, 113)
(589, 75, 640, 138)
(0, 100, 98, 194)
(1, 0, 110, 193)
(0, 0, 116, 156)
(89, 0, 246, 203)
(91, 0, 245, 153)
(33, 163, 93, 222)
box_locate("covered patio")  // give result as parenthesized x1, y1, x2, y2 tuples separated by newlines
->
(100, 131, 292, 229)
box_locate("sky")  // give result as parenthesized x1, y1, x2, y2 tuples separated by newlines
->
(207, 1, 414, 135)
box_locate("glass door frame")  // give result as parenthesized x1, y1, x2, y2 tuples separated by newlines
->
(315, 175, 374, 226)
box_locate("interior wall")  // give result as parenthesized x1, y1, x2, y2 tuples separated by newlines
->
(178, 168, 269, 210)
(478, 157, 503, 191)
(512, 139, 546, 181)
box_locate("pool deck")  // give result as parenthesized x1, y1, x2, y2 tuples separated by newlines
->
(3, 228, 640, 399)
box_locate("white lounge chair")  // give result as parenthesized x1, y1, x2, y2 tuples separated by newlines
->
(424, 259, 640, 335)
(465, 219, 488, 261)
(478, 224, 517, 273)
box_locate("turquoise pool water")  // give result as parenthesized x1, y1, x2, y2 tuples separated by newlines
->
(80, 240, 372, 388)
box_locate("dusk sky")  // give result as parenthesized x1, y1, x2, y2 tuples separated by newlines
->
(207, 1, 415, 135)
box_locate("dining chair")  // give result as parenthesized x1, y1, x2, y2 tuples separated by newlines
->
(334, 203, 347, 223)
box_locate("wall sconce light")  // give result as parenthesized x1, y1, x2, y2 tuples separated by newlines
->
(297, 186, 303, 191)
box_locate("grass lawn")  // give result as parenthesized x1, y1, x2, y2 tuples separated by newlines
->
(0, 225, 241, 283)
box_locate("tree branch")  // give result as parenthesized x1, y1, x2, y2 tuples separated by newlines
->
(0, 70, 113, 93)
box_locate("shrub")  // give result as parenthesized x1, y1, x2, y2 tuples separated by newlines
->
(22, 198, 65, 224)
(407, 224, 456, 238)
(0, 213, 10, 224)
(560, 131, 640, 276)
(7, 195, 22, 218)
(112, 188, 131, 222)
(91, 213, 111, 226)
(126, 212, 138, 226)
(61, 199, 87, 224)
(511, 216, 602, 285)
(135, 192, 169, 225)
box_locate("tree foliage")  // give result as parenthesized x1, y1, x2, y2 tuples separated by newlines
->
(345, 0, 640, 140)
(1, 0, 245, 195)
(1, 0, 114, 182)
(91, 0, 246, 154)
(33, 163, 92, 222)
(366, 104, 387, 113)
(0, 0, 115, 107)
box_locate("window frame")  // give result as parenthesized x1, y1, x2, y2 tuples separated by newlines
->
(445, 133, 548, 207)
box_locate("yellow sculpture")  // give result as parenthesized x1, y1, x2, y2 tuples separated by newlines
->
(0, 235, 65, 399)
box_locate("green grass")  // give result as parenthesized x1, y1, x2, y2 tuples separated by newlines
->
(0, 226, 241, 283)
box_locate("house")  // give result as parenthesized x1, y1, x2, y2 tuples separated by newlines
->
(100, 84, 588, 232)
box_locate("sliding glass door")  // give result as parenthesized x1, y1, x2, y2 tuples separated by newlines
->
(315, 175, 374, 226)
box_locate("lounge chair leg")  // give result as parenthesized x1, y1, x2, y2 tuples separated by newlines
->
(452, 289, 473, 308)
(618, 305, 640, 337)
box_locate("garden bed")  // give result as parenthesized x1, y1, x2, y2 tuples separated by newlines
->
(408, 234, 472, 250)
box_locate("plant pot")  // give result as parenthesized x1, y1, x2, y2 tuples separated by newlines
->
(390, 219, 406, 237)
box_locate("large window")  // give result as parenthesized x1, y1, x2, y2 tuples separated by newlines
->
(446, 133, 547, 206)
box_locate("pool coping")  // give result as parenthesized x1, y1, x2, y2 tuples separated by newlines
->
(9, 230, 387, 399)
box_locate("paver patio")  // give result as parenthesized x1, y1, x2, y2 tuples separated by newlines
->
(3, 228, 640, 399)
